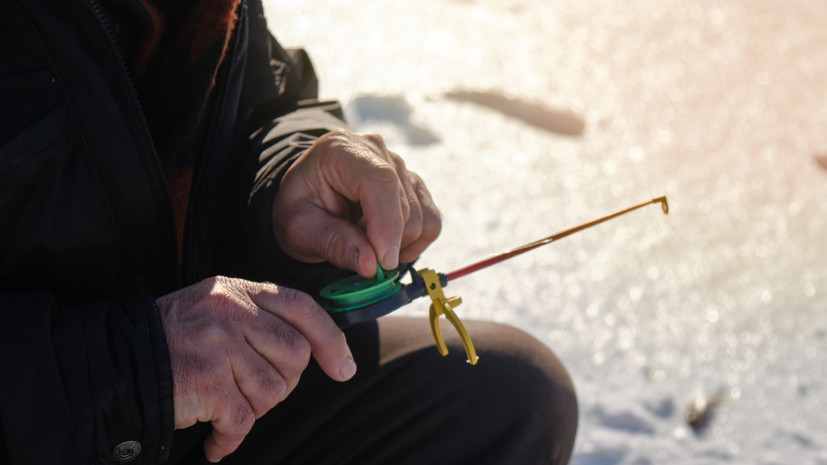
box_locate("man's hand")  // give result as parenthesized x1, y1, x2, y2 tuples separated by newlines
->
(157, 277, 355, 463)
(272, 130, 441, 277)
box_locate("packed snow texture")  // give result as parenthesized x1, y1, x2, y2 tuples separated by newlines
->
(264, 1, 827, 464)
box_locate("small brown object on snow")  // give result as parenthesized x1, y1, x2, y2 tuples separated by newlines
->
(685, 394, 728, 431)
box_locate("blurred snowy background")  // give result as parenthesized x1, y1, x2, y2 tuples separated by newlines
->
(263, 1, 827, 463)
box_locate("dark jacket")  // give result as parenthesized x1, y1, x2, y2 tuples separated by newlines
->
(0, 0, 346, 463)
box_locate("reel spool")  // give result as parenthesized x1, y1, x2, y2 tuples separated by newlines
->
(319, 266, 403, 312)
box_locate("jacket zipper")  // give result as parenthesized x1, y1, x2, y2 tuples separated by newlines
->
(183, 86, 226, 285)
(85, 0, 180, 289)
(182, 3, 245, 285)
(84, 0, 151, 133)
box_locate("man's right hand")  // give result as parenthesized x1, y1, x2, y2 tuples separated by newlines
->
(156, 276, 355, 463)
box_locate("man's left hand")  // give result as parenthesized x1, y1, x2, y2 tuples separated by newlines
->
(272, 129, 441, 277)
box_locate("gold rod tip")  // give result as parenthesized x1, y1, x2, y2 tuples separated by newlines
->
(653, 196, 669, 214)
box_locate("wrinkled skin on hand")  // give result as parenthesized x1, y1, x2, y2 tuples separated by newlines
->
(156, 131, 440, 462)
(272, 130, 442, 277)
(157, 277, 355, 463)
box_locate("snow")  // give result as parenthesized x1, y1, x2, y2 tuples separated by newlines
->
(263, 1, 827, 463)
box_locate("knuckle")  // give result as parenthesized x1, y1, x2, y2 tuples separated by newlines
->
(389, 151, 407, 170)
(402, 213, 424, 244)
(278, 287, 318, 315)
(362, 132, 386, 148)
(322, 128, 349, 143)
(285, 329, 312, 363)
(327, 128, 349, 138)
(273, 290, 316, 354)
(422, 211, 442, 241)
(279, 327, 312, 364)
(208, 278, 261, 320)
(219, 276, 257, 297)
(244, 370, 288, 416)
(373, 163, 401, 185)
(231, 405, 256, 434)
(210, 390, 255, 437)
(324, 129, 353, 151)
(407, 198, 424, 223)
(317, 228, 343, 264)
(259, 371, 288, 405)
(196, 322, 234, 348)
(408, 170, 424, 184)
(211, 275, 237, 291)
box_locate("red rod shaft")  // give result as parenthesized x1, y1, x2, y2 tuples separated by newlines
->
(445, 196, 668, 282)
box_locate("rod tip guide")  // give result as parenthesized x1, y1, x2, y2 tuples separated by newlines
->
(653, 196, 669, 214)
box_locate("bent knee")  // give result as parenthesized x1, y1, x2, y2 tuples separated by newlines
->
(455, 321, 579, 462)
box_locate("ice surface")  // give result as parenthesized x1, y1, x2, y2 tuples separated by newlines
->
(264, 1, 827, 463)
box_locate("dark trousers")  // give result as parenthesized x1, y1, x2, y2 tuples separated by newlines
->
(165, 317, 578, 464)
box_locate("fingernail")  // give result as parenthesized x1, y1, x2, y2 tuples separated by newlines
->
(339, 355, 357, 380)
(382, 246, 399, 270)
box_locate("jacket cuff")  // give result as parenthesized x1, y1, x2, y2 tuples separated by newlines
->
(59, 295, 175, 464)
(0, 293, 175, 464)
(144, 298, 175, 463)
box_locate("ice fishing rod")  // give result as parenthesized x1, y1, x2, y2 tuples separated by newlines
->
(317, 196, 669, 364)
(445, 196, 669, 281)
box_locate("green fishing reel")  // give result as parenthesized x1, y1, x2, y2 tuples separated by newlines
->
(318, 264, 477, 364)
(318, 264, 446, 328)
(319, 266, 403, 312)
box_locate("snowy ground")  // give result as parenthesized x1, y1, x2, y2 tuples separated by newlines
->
(264, 1, 827, 464)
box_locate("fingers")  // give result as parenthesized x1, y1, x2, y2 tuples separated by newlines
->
(158, 277, 357, 463)
(273, 130, 442, 276)
(204, 407, 255, 463)
(358, 154, 442, 268)
(231, 335, 295, 415)
(399, 173, 442, 263)
(352, 161, 407, 270)
(202, 377, 255, 463)
(275, 200, 379, 277)
(202, 346, 292, 462)
(250, 285, 356, 382)
(311, 133, 408, 271)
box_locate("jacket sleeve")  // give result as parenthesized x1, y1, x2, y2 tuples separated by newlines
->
(216, 100, 358, 294)
(213, 1, 356, 292)
(0, 293, 173, 465)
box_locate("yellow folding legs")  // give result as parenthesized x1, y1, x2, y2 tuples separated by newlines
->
(418, 269, 479, 365)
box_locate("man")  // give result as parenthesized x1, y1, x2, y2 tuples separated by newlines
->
(0, 0, 578, 464)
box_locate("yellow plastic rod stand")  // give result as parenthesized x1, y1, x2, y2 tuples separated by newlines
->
(441, 300, 479, 365)
(427, 296, 464, 356)
(428, 304, 450, 357)
(419, 269, 479, 365)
